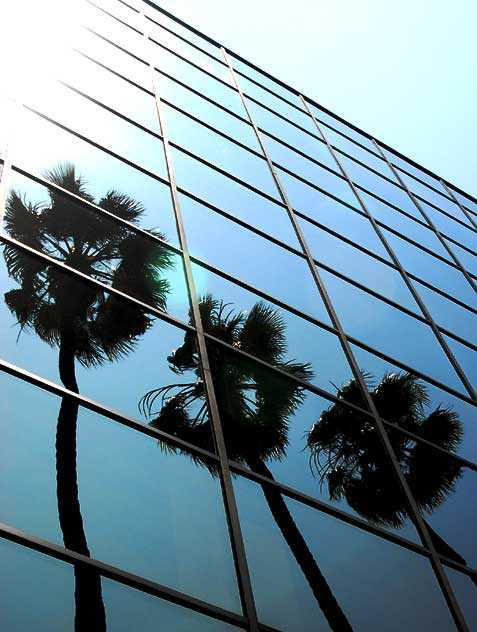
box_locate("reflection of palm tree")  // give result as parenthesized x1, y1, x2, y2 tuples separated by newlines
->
(307, 372, 475, 581)
(141, 295, 353, 632)
(4, 163, 172, 631)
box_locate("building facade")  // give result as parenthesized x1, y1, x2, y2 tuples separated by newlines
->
(1, 0, 476, 630)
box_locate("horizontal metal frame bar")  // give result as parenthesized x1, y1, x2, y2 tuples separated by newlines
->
(0, 523, 249, 629)
(86, 0, 145, 36)
(83, 25, 150, 66)
(142, 0, 477, 210)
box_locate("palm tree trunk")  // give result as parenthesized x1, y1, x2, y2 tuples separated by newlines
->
(247, 457, 353, 632)
(57, 320, 107, 631)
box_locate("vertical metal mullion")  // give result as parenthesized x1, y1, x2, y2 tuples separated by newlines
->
(440, 178, 477, 233)
(140, 18, 260, 632)
(300, 98, 476, 402)
(373, 141, 477, 295)
(300, 96, 469, 631)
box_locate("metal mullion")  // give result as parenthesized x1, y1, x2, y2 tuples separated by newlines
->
(441, 179, 477, 231)
(0, 358, 225, 466)
(23, 105, 170, 186)
(147, 36, 259, 631)
(302, 98, 476, 401)
(375, 142, 477, 296)
(0, 523, 250, 629)
(0, 234, 189, 332)
(10, 165, 182, 256)
(301, 96, 471, 630)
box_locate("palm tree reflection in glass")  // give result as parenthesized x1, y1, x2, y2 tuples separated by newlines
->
(141, 296, 354, 632)
(4, 164, 173, 631)
(307, 373, 476, 585)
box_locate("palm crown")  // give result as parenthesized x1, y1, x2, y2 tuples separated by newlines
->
(142, 294, 313, 465)
(4, 162, 173, 368)
(307, 372, 463, 528)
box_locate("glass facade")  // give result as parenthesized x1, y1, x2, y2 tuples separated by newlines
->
(1, 1, 476, 630)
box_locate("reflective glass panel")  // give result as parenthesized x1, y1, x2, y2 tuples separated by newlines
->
(180, 193, 330, 324)
(163, 103, 279, 198)
(300, 218, 418, 311)
(171, 148, 300, 248)
(309, 103, 378, 153)
(0, 537, 241, 630)
(444, 335, 477, 391)
(446, 566, 477, 630)
(11, 110, 177, 244)
(20, 82, 166, 178)
(320, 269, 466, 393)
(419, 198, 477, 253)
(234, 476, 455, 631)
(0, 373, 240, 610)
(380, 146, 446, 192)
(446, 240, 477, 276)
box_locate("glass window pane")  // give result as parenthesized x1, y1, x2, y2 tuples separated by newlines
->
(299, 218, 419, 312)
(444, 335, 477, 391)
(446, 240, 477, 276)
(191, 262, 351, 396)
(340, 155, 421, 219)
(20, 83, 166, 178)
(383, 227, 476, 307)
(420, 199, 477, 254)
(0, 244, 194, 419)
(0, 373, 240, 610)
(446, 566, 477, 630)
(320, 269, 466, 393)
(309, 103, 378, 153)
(12, 110, 177, 244)
(57, 51, 159, 132)
(325, 129, 391, 179)
(381, 146, 445, 192)
(73, 26, 151, 88)
(0, 538, 240, 630)
(451, 189, 477, 217)
(150, 43, 243, 116)
(234, 476, 455, 631)
(156, 71, 260, 152)
(350, 343, 477, 467)
(361, 190, 454, 262)
(172, 148, 300, 249)
(163, 104, 279, 198)
(264, 132, 337, 181)
(180, 193, 330, 325)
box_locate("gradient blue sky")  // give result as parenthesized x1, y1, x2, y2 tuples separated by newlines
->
(154, 0, 476, 198)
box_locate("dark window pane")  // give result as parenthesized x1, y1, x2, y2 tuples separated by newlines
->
(180, 193, 331, 324)
(320, 269, 466, 393)
(445, 567, 477, 630)
(1, 373, 240, 610)
(234, 476, 455, 631)
(0, 538, 241, 630)
(172, 148, 300, 249)
(12, 110, 178, 245)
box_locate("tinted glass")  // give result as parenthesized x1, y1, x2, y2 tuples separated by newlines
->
(0, 373, 240, 610)
(445, 566, 477, 630)
(0, 538, 241, 630)
(234, 476, 455, 631)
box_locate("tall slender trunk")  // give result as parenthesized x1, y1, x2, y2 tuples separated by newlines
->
(57, 320, 107, 631)
(247, 457, 353, 632)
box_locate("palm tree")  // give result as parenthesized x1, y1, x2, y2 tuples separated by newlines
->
(307, 372, 475, 581)
(4, 163, 173, 631)
(141, 295, 354, 632)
